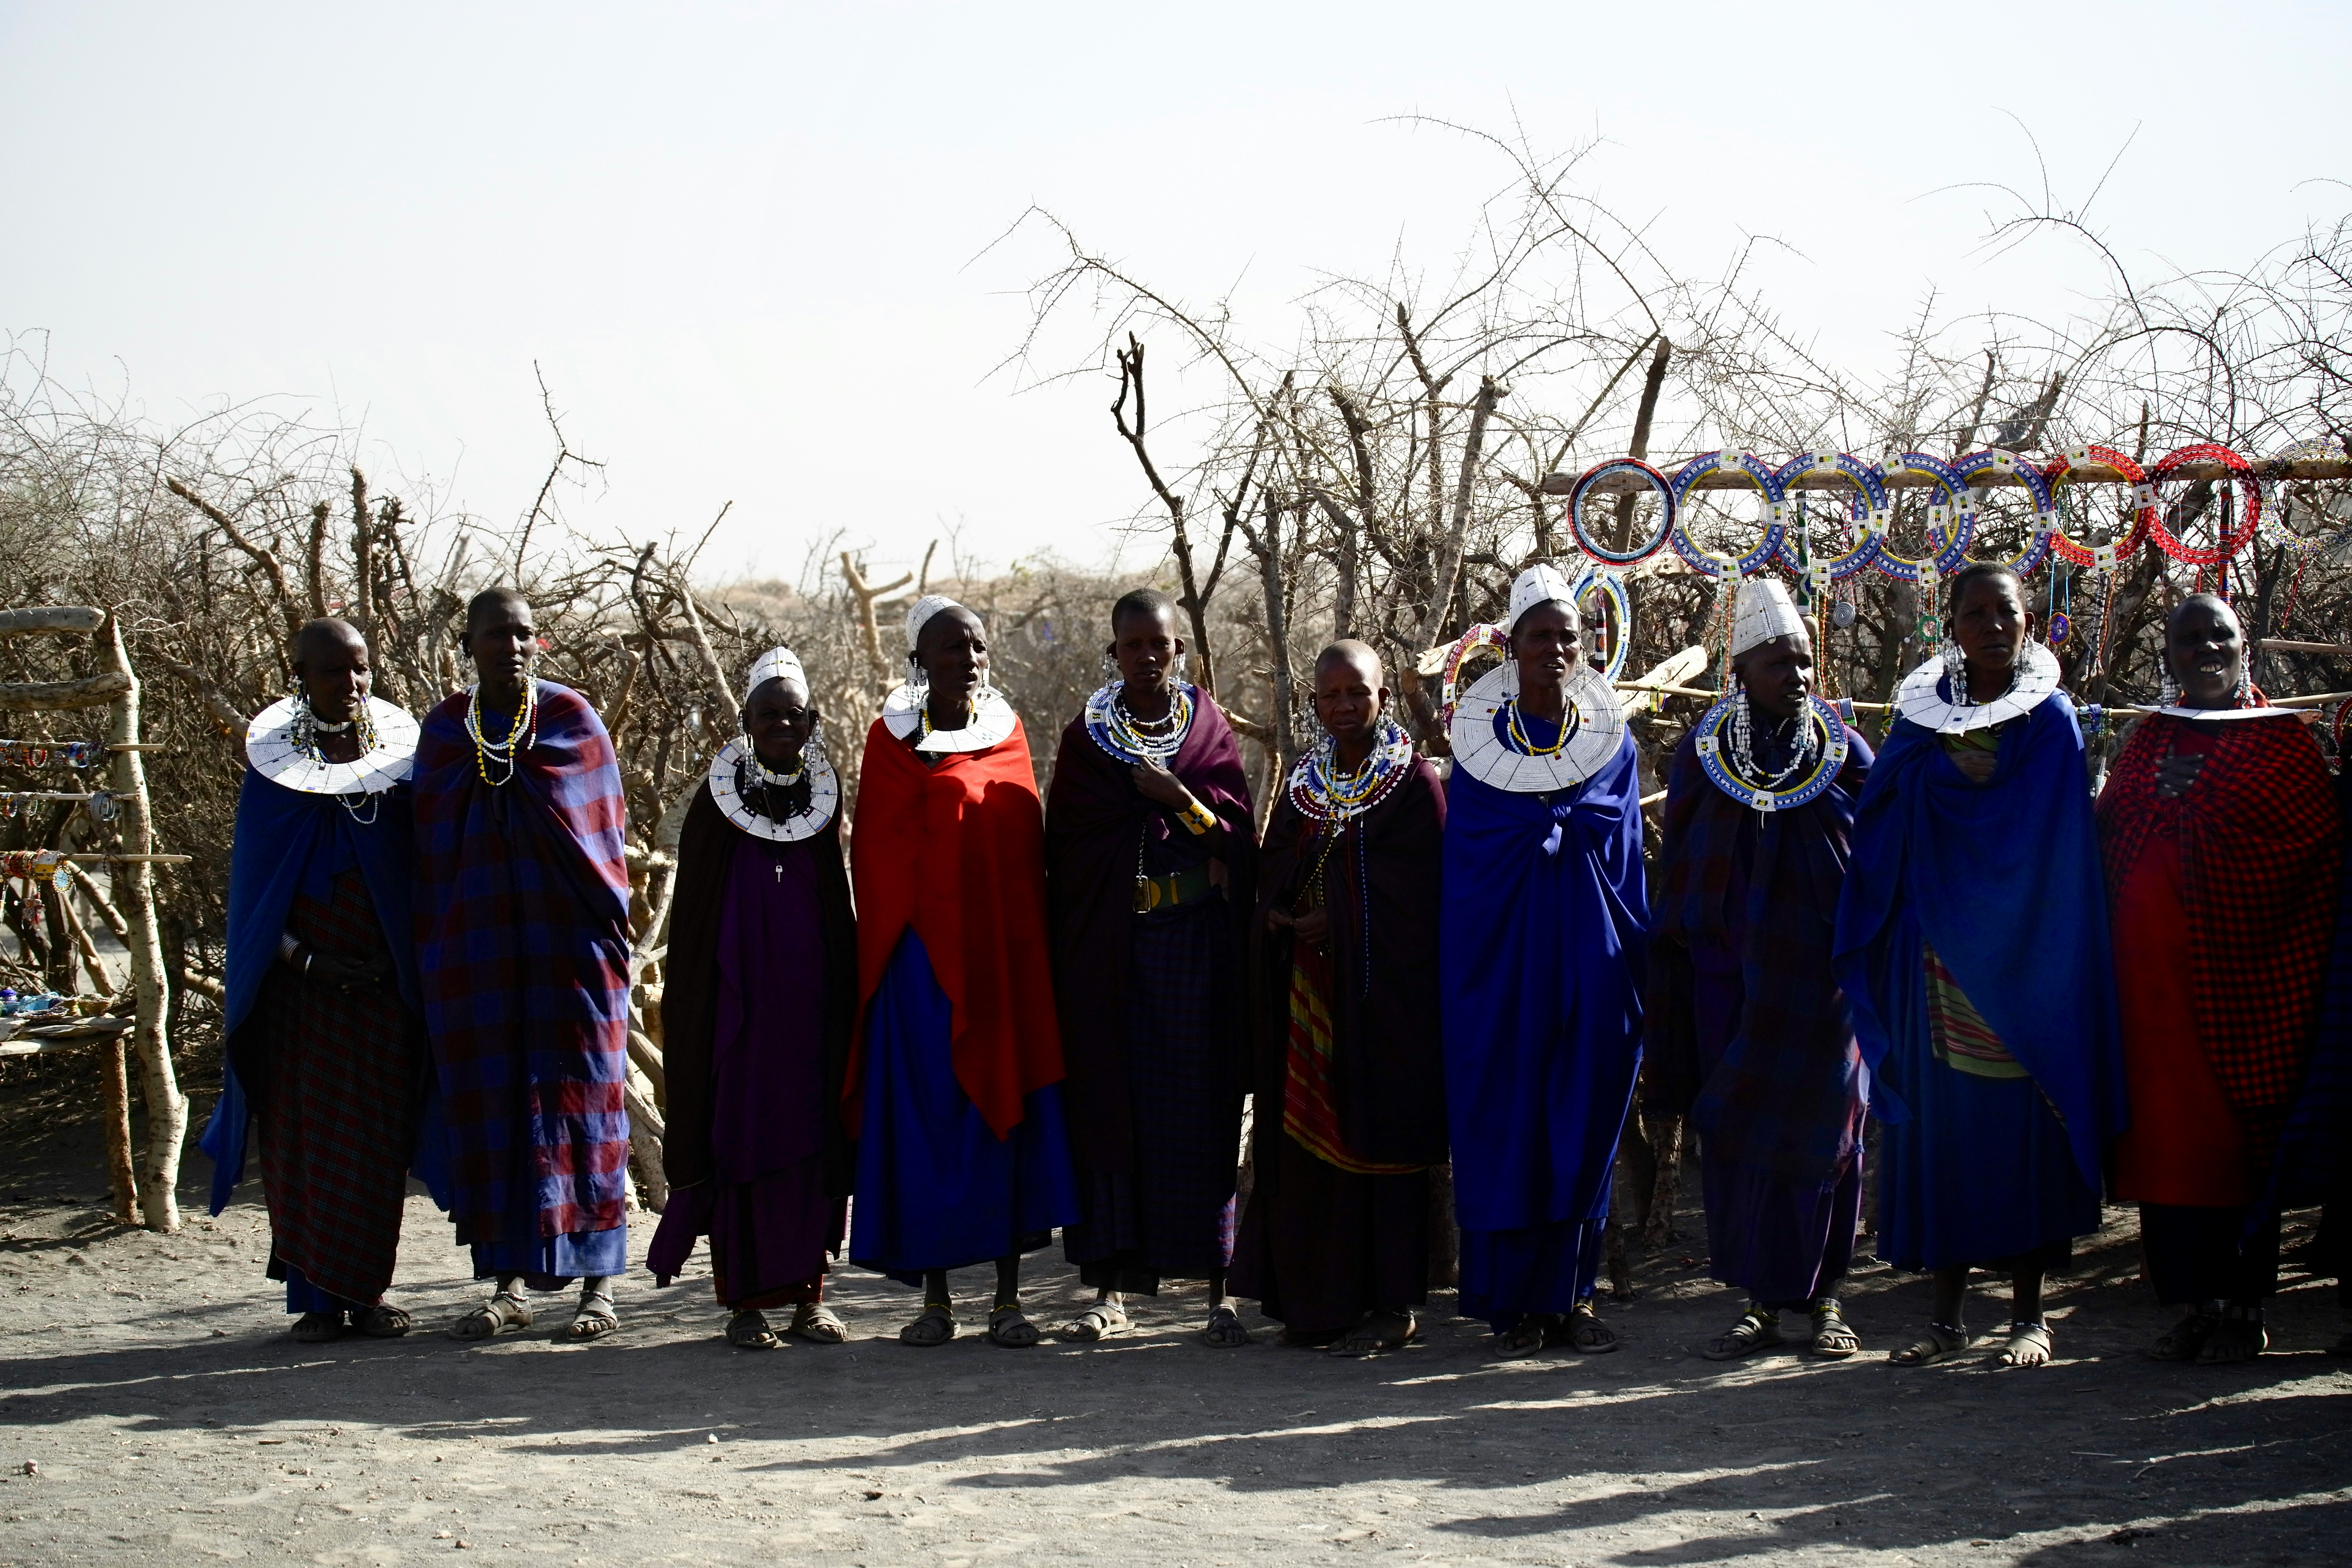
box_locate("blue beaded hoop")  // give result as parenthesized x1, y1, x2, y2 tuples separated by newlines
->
(1769, 453, 1888, 583)
(1668, 451, 1788, 578)
(1951, 449, 2057, 575)
(1866, 452, 1974, 582)
(1568, 457, 1677, 566)
(1569, 564, 1633, 682)
(1692, 692, 1849, 813)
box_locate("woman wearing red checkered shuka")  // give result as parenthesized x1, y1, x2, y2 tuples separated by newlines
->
(2099, 593, 2346, 1365)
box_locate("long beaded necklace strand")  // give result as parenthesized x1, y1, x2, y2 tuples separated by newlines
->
(466, 681, 537, 787)
(744, 747, 814, 877)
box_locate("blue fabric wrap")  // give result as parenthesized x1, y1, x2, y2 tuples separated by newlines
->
(1441, 730, 1648, 1240)
(198, 768, 448, 1216)
(1832, 692, 2127, 1193)
(849, 930, 1080, 1285)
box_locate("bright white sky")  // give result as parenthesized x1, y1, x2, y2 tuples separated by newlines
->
(4, 2, 2346, 586)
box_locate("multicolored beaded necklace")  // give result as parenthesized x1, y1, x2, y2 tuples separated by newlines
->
(1087, 681, 1195, 765)
(1286, 717, 1413, 825)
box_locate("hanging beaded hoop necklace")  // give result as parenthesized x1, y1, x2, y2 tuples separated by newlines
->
(465, 680, 538, 787)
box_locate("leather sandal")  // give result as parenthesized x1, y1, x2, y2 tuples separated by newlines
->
(1703, 1306, 1782, 1361)
(1202, 1305, 1254, 1348)
(1559, 1303, 1619, 1354)
(1889, 1321, 1973, 1366)
(1057, 1301, 1131, 1343)
(1996, 1319, 2054, 1368)
(900, 1302, 958, 1347)
(351, 1303, 412, 1339)
(290, 1310, 346, 1343)
(1809, 1299, 1860, 1358)
(726, 1309, 782, 1350)
(2147, 1311, 2219, 1363)
(564, 1287, 619, 1342)
(986, 1304, 1040, 1348)
(447, 1290, 531, 1341)
(789, 1302, 847, 1344)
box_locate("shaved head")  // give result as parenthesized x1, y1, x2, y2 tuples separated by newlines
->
(293, 617, 366, 668)
(1314, 638, 1383, 684)
(2167, 592, 2240, 637)
(465, 587, 532, 636)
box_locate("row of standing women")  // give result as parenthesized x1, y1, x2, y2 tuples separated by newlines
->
(202, 564, 2352, 1365)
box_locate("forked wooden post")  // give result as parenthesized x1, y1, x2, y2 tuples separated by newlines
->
(0, 606, 183, 1231)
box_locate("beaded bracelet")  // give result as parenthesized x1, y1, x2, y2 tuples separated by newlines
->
(1668, 451, 1788, 578)
(1951, 449, 2058, 575)
(1568, 457, 1677, 566)
(1865, 452, 1974, 582)
(1175, 796, 1218, 836)
(2145, 444, 2260, 565)
(1769, 453, 1887, 585)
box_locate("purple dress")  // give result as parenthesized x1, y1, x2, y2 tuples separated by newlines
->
(651, 808, 853, 1309)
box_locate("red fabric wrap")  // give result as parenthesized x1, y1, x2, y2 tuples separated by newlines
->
(2099, 711, 2345, 1164)
(845, 713, 1064, 1139)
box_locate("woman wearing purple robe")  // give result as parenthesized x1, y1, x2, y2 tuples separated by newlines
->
(1645, 579, 1873, 1361)
(1047, 588, 1258, 1347)
(648, 648, 857, 1349)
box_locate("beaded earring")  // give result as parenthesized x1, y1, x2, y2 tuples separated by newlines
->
(905, 652, 930, 703)
(1100, 650, 1120, 684)
(2158, 663, 2180, 705)
(1940, 635, 1969, 706)
(1729, 684, 1757, 766)
(1170, 650, 1189, 684)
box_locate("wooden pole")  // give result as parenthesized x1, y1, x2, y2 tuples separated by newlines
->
(101, 613, 184, 1232)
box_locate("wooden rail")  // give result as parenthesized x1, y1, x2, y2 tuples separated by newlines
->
(1541, 456, 2352, 496)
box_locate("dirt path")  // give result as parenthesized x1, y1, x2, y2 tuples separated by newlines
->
(1, 1062, 2348, 1566)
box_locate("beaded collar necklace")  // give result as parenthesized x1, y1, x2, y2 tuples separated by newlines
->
(1085, 680, 1196, 765)
(244, 694, 418, 817)
(1287, 717, 1414, 825)
(706, 737, 838, 844)
(1694, 692, 1850, 813)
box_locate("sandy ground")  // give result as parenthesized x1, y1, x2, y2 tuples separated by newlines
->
(2, 1048, 2350, 1568)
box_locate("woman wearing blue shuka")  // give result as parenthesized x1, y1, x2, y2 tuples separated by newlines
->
(1833, 560, 2126, 1370)
(1440, 563, 1648, 1359)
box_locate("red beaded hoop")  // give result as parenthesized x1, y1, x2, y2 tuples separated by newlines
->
(2144, 443, 2261, 566)
(2043, 445, 2157, 569)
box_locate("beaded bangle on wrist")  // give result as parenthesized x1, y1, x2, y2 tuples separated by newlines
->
(1176, 797, 1217, 836)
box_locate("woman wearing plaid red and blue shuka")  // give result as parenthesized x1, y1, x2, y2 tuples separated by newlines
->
(412, 589, 634, 1344)
(2098, 593, 2344, 1365)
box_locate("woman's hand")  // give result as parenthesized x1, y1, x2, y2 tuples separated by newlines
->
(1291, 907, 1332, 949)
(1129, 759, 1191, 809)
(2155, 752, 2206, 800)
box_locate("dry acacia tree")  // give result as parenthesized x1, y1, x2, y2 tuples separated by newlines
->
(998, 125, 2352, 802)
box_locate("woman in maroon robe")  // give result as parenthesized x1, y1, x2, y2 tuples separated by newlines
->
(1232, 641, 1446, 1353)
(649, 648, 858, 1349)
(1047, 588, 1258, 1346)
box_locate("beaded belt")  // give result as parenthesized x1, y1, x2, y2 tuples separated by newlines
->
(1133, 865, 1215, 913)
